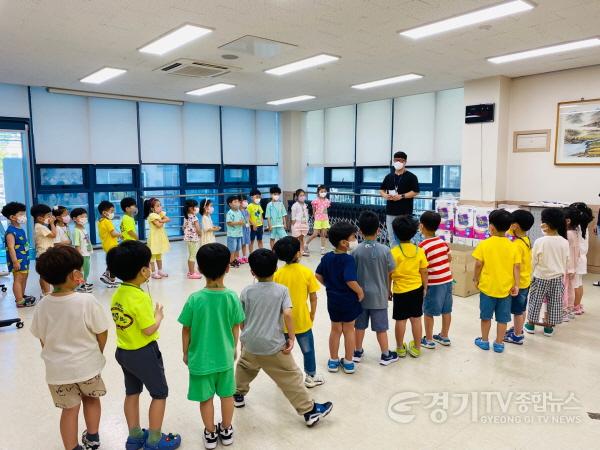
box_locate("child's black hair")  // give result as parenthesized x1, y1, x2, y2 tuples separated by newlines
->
(541, 208, 567, 239)
(199, 198, 212, 215)
(392, 215, 418, 242)
(419, 211, 441, 233)
(70, 207, 88, 220)
(197, 243, 230, 280)
(270, 186, 282, 195)
(250, 188, 262, 197)
(358, 210, 380, 236)
(30, 203, 52, 220)
(294, 188, 306, 200)
(273, 236, 301, 263)
(36, 246, 84, 285)
(328, 221, 356, 248)
(563, 206, 580, 230)
(184, 199, 199, 214)
(107, 241, 152, 281)
(488, 209, 513, 233)
(511, 209, 535, 232)
(143, 198, 159, 219)
(570, 202, 594, 238)
(120, 197, 137, 212)
(249, 248, 279, 278)
(52, 205, 68, 224)
(227, 195, 239, 206)
(98, 200, 114, 216)
(2, 201, 26, 219)
(317, 184, 328, 193)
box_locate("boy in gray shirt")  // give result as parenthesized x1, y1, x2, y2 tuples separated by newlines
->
(234, 249, 333, 427)
(352, 211, 399, 366)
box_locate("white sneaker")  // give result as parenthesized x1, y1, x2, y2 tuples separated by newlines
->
(562, 313, 570, 323)
(203, 428, 218, 449)
(320, 247, 326, 255)
(304, 373, 325, 388)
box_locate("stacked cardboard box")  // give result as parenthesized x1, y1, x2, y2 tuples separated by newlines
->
(449, 243, 479, 297)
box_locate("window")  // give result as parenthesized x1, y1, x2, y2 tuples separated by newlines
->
(307, 167, 324, 186)
(414, 190, 434, 213)
(224, 167, 250, 184)
(256, 166, 278, 186)
(141, 164, 179, 188)
(143, 190, 182, 237)
(362, 167, 389, 183)
(409, 167, 433, 184)
(360, 189, 385, 206)
(40, 167, 84, 186)
(441, 165, 461, 189)
(330, 168, 354, 183)
(329, 187, 354, 204)
(96, 168, 133, 185)
(37, 192, 88, 211)
(93, 191, 137, 244)
(186, 168, 215, 184)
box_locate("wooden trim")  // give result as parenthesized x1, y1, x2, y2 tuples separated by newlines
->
(513, 129, 550, 152)
(554, 98, 600, 166)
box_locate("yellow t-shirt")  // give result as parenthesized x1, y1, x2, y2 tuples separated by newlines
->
(247, 203, 264, 227)
(274, 263, 320, 334)
(111, 283, 158, 350)
(98, 218, 118, 252)
(120, 215, 136, 241)
(391, 243, 428, 294)
(513, 235, 532, 289)
(472, 236, 520, 298)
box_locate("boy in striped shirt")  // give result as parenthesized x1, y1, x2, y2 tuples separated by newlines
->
(418, 211, 453, 349)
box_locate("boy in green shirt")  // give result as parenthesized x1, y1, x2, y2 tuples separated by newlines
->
(120, 197, 139, 241)
(107, 241, 181, 450)
(178, 243, 245, 450)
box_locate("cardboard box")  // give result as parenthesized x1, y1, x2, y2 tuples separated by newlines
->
(449, 243, 479, 297)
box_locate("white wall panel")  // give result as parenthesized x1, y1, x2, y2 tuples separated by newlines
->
(183, 103, 221, 164)
(324, 105, 355, 166)
(89, 98, 138, 164)
(356, 99, 392, 166)
(0, 83, 29, 118)
(222, 107, 255, 164)
(393, 92, 435, 165)
(255, 110, 279, 165)
(139, 102, 183, 163)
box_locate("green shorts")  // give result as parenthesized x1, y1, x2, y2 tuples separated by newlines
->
(313, 219, 330, 230)
(188, 368, 235, 402)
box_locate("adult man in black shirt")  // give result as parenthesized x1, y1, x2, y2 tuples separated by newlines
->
(379, 151, 420, 247)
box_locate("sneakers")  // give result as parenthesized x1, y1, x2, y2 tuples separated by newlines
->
(340, 358, 355, 374)
(82, 431, 100, 450)
(421, 337, 436, 349)
(327, 359, 340, 373)
(543, 327, 554, 337)
(100, 273, 119, 287)
(230, 260, 240, 268)
(151, 273, 162, 279)
(217, 423, 234, 446)
(157, 271, 168, 278)
(407, 340, 421, 358)
(568, 311, 576, 320)
(379, 351, 399, 366)
(125, 429, 148, 450)
(16, 297, 36, 308)
(433, 334, 451, 346)
(233, 393, 245, 408)
(524, 323, 535, 334)
(474, 337, 490, 350)
(504, 330, 524, 345)
(562, 313, 570, 323)
(302, 250, 310, 257)
(76, 284, 93, 293)
(187, 272, 202, 279)
(320, 247, 326, 255)
(574, 304, 584, 315)
(143, 433, 181, 450)
(493, 341, 505, 353)
(203, 429, 218, 450)
(304, 401, 333, 427)
(304, 373, 325, 388)
(396, 343, 407, 358)
(352, 348, 364, 362)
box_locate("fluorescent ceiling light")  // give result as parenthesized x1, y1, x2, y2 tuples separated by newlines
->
(80, 67, 126, 84)
(186, 83, 235, 96)
(351, 73, 423, 90)
(139, 24, 213, 55)
(399, 0, 534, 39)
(267, 95, 316, 106)
(488, 37, 600, 63)
(265, 54, 339, 75)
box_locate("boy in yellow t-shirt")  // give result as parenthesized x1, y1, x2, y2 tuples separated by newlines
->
(98, 200, 121, 287)
(472, 209, 520, 354)
(505, 210, 534, 345)
(120, 197, 139, 241)
(390, 216, 428, 359)
(247, 189, 264, 252)
(273, 236, 324, 388)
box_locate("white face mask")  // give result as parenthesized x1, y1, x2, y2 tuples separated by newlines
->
(107, 212, 115, 220)
(16, 215, 27, 224)
(208, 206, 214, 214)
(78, 218, 88, 225)
(253, 198, 261, 204)
(62, 216, 71, 224)
(348, 240, 359, 251)
(393, 161, 405, 171)
(242, 200, 248, 208)
(272, 195, 280, 201)
(319, 192, 327, 198)
(43, 217, 50, 225)
(298, 196, 306, 202)
(193, 207, 200, 215)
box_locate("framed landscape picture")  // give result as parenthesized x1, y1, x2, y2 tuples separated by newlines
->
(555, 98, 600, 165)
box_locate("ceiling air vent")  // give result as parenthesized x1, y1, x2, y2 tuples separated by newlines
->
(157, 59, 231, 78)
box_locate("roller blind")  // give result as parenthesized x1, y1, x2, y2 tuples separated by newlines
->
(139, 102, 184, 163)
(183, 103, 221, 164)
(324, 105, 355, 166)
(255, 110, 279, 165)
(434, 88, 463, 165)
(0, 83, 29, 118)
(303, 109, 325, 166)
(222, 107, 256, 164)
(356, 99, 392, 166)
(393, 92, 435, 165)
(88, 98, 138, 164)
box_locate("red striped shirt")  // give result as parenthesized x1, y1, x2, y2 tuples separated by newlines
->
(419, 237, 453, 285)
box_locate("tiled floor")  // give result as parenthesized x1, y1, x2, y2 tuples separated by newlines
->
(1, 240, 600, 450)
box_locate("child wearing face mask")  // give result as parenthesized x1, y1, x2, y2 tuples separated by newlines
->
(306, 185, 331, 255)
(144, 198, 171, 279)
(52, 205, 72, 246)
(98, 200, 121, 288)
(71, 208, 94, 293)
(265, 186, 288, 249)
(239, 196, 251, 264)
(291, 189, 310, 257)
(183, 199, 202, 279)
(199, 199, 220, 248)
(120, 197, 139, 241)
(247, 189, 264, 252)
(31, 203, 57, 297)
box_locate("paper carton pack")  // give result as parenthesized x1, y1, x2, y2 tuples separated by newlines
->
(454, 205, 475, 238)
(436, 199, 458, 232)
(473, 207, 494, 240)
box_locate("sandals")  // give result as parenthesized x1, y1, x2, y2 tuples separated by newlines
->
(593, 281, 600, 287)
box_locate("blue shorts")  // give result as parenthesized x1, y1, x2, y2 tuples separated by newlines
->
(479, 292, 511, 324)
(355, 308, 389, 332)
(242, 225, 251, 245)
(226, 236, 242, 252)
(511, 287, 529, 315)
(423, 282, 453, 316)
(327, 300, 362, 323)
(269, 227, 287, 240)
(250, 225, 264, 241)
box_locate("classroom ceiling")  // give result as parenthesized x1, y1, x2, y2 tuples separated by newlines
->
(1, 0, 599, 111)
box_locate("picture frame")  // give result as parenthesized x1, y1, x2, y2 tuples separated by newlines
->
(554, 98, 600, 166)
(513, 129, 550, 153)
